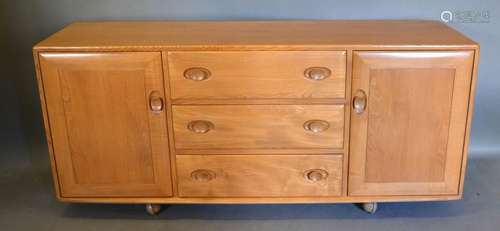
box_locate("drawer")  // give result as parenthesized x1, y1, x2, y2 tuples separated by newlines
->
(176, 155, 343, 197)
(168, 51, 346, 99)
(172, 105, 344, 149)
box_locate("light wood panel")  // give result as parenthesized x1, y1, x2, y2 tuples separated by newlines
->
(57, 194, 463, 204)
(34, 21, 477, 51)
(458, 49, 480, 195)
(342, 49, 354, 196)
(33, 52, 62, 197)
(172, 105, 344, 149)
(168, 51, 346, 99)
(366, 68, 455, 182)
(39, 52, 172, 197)
(349, 51, 474, 196)
(176, 155, 343, 197)
(161, 51, 180, 197)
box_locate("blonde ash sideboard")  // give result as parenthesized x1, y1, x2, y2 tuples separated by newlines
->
(33, 20, 479, 215)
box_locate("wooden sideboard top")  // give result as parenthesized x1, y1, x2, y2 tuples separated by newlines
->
(34, 20, 478, 51)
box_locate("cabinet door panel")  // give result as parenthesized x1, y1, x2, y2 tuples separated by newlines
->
(349, 51, 474, 196)
(39, 52, 172, 197)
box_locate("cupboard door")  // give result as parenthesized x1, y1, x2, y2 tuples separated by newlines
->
(39, 52, 172, 197)
(349, 51, 474, 196)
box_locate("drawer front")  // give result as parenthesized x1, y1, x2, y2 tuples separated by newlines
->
(172, 105, 344, 149)
(177, 155, 343, 197)
(168, 51, 346, 99)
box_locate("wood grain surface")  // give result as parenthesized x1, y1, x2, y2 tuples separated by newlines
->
(172, 105, 344, 150)
(168, 51, 346, 99)
(176, 155, 343, 197)
(34, 20, 477, 51)
(349, 51, 474, 196)
(39, 52, 172, 197)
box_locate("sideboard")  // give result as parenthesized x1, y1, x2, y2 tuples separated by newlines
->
(33, 20, 479, 215)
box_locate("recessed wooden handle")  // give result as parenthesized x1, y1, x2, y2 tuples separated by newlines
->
(303, 120, 330, 133)
(184, 67, 211, 81)
(353, 90, 367, 115)
(149, 91, 164, 112)
(305, 169, 329, 182)
(304, 67, 331, 80)
(187, 120, 214, 133)
(191, 169, 216, 182)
